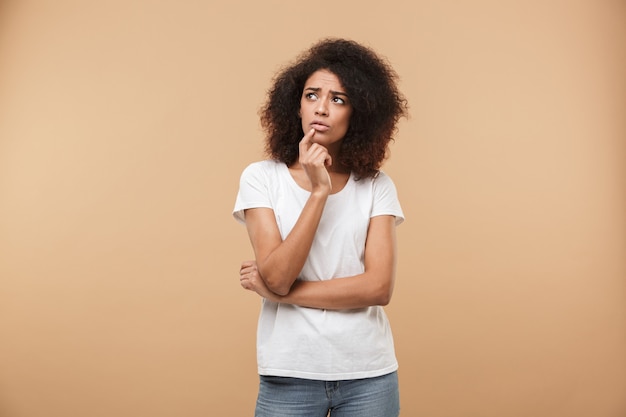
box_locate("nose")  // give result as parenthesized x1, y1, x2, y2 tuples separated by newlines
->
(315, 101, 328, 116)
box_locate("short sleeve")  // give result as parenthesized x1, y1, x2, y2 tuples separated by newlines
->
(233, 162, 273, 224)
(371, 172, 405, 225)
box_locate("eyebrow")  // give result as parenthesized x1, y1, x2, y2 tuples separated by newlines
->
(304, 87, 349, 97)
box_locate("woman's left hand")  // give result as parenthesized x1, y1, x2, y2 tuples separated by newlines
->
(239, 260, 279, 301)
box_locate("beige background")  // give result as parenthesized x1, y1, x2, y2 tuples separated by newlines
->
(1, 1, 625, 416)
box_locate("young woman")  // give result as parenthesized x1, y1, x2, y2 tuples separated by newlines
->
(233, 38, 408, 417)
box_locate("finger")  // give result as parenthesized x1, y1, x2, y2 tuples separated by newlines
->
(243, 262, 259, 272)
(307, 145, 330, 166)
(240, 260, 255, 270)
(299, 129, 316, 152)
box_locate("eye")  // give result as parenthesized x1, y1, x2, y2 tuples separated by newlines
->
(305, 92, 318, 100)
(332, 96, 346, 105)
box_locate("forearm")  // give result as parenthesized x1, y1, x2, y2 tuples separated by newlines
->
(272, 272, 395, 310)
(271, 215, 398, 309)
(246, 131, 337, 296)
(251, 191, 328, 295)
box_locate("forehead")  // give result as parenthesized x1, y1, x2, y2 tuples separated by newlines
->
(304, 69, 346, 90)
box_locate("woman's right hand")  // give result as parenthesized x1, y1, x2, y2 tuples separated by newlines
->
(241, 129, 333, 296)
(299, 129, 332, 195)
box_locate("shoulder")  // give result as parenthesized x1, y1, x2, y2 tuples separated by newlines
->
(355, 170, 397, 191)
(372, 171, 395, 186)
(240, 159, 285, 180)
(373, 171, 399, 193)
(369, 171, 404, 224)
(242, 159, 283, 173)
(371, 171, 401, 205)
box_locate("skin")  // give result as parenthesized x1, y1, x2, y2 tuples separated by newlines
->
(239, 69, 398, 309)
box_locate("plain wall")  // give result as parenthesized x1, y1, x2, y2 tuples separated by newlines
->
(0, 1, 624, 416)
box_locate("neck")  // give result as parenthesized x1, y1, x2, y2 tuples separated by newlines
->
(326, 144, 347, 173)
(327, 163, 350, 174)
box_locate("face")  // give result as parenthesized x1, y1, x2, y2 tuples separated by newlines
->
(299, 69, 353, 148)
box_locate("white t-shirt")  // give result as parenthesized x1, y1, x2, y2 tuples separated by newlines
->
(233, 160, 404, 381)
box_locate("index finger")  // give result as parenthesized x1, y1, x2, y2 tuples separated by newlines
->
(299, 128, 316, 150)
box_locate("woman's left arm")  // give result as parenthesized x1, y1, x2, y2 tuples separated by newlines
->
(239, 215, 398, 310)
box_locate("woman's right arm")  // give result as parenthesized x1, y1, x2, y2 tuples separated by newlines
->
(245, 129, 331, 295)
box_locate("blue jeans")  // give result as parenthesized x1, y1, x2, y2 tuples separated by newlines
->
(254, 371, 400, 417)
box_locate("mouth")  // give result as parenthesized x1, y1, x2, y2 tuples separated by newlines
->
(310, 121, 330, 132)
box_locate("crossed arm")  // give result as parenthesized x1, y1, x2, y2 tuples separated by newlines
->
(238, 130, 398, 310)
(239, 208, 398, 310)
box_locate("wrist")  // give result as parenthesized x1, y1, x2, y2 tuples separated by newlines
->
(309, 187, 331, 199)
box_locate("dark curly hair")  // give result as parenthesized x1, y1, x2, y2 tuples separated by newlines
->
(260, 38, 408, 179)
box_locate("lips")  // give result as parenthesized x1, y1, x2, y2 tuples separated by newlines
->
(310, 121, 329, 132)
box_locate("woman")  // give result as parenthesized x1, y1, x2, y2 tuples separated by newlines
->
(233, 38, 408, 417)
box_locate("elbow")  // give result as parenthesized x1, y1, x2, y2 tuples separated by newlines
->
(258, 267, 293, 296)
(375, 290, 392, 306)
(267, 281, 291, 296)
(373, 279, 394, 306)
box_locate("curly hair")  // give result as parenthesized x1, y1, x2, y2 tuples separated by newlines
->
(260, 38, 408, 179)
